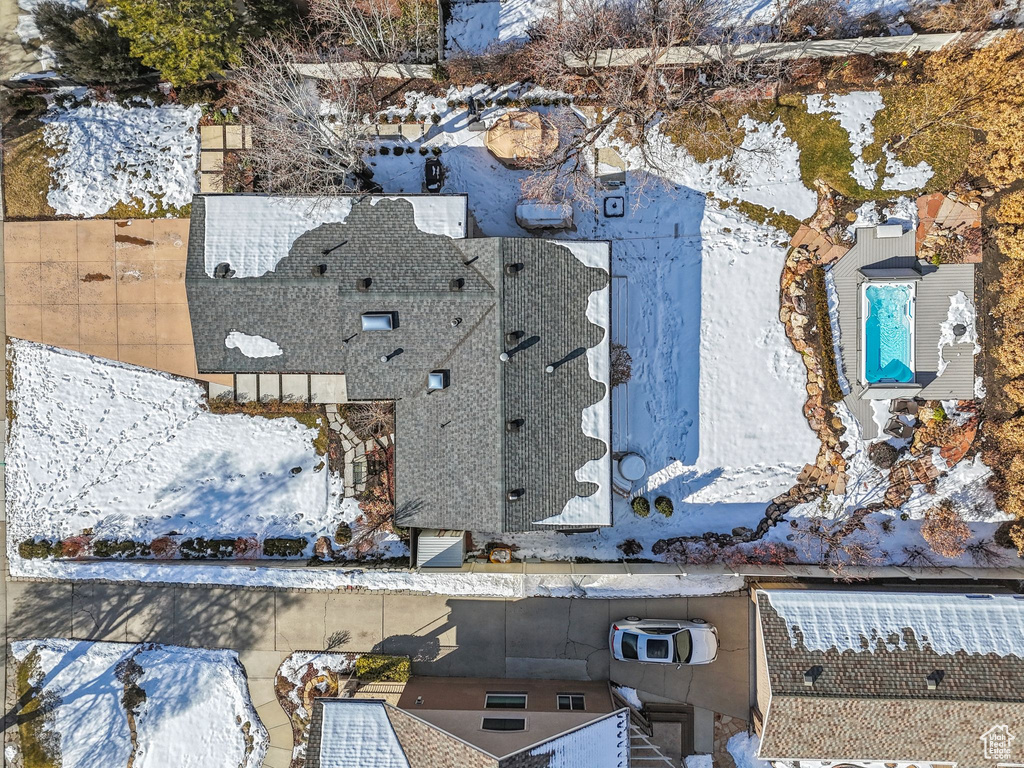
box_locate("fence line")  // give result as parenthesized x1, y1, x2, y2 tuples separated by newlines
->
(566, 28, 1015, 68)
(283, 28, 1019, 84)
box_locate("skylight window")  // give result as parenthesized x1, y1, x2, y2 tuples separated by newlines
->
(362, 312, 395, 331)
(428, 370, 449, 390)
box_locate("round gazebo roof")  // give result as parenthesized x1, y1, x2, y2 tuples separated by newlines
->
(484, 110, 559, 167)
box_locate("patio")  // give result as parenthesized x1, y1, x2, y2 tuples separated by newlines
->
(4, 218, 229, 384)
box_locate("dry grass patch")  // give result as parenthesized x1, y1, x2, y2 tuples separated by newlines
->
(3, 126, 58, 220)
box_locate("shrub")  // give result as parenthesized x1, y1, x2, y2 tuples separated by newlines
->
(354, 654, 411, 682)
(631, 496, 650, 517)
(868, 441, 899, 469)
(179, 537, 235, 559)
(921, 499, 970, 558)
(617, 538, 643, 557)
(175, 81, 225, 107)
(808, 266, 843, 403)
(379, 146, 390, 155)
(263, 537, 308, 557)
(93, 539, 151, 558)
(109, 0, 243, 86)
(18, 539, 55, 559)
(931, 404, 947, 423)
(334, 523, 353, 547)
(994, 520, 1024, 553)
(35, 1, 151, 83)
(610, 343, 632, 387)
(654, 496, 674, 517)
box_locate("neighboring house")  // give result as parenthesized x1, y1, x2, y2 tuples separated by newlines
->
(829, 224, 977, 438)
(306, 677, 629, 768)
(752, 588, 1024, 768)
(184, 194, 612, 549)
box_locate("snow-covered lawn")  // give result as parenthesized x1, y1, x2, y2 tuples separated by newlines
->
(42, 98, 199, 217)
(11, 639, 267, 768)
(6, 340, 330, 550)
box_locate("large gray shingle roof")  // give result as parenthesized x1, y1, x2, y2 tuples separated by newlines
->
(185, 195, 610, 533)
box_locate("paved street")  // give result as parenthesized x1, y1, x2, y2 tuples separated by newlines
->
(6, 580, 751, 766)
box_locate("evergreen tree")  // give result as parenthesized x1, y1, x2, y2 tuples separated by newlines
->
(35, 1, 150, 83)
(109, 0, 243, 86)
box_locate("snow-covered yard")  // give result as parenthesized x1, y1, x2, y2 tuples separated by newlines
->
(6, 340, 330, 551)
(42, 98, 199, 217)
(11, 639, 267, 768)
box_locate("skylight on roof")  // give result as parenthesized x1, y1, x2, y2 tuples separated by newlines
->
(362, 312, 395, 331)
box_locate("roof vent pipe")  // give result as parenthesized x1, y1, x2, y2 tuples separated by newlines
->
(545, 365, 555, 374)
(508, 489, 524, 501)
(312, 263, 327, 276)
(500, 353, 510, 362)
(506, 418, 523, 433)
(449, 277, 465, 291)
(505, 331, 523, 345)
(357, 277, 372, 292)
(505, 262, 524, 276)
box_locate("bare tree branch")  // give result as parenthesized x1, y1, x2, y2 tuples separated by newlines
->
(231, 36, 372, 198)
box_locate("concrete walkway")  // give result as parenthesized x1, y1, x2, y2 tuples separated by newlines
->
(4, 580, 750, 767)
(0, 0, 43, 81)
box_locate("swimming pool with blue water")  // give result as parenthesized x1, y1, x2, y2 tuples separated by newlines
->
(863, 282, 915, 383)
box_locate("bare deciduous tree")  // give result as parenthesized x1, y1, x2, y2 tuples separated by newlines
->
(520, 0, 786, 208)
(343, 401, 396, 441)
(309, 0, 438, 64)
(794, 495, 882, 577)
(231, 37, 371, 197)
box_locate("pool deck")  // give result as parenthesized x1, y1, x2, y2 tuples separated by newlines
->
(829, 226, 976, 439)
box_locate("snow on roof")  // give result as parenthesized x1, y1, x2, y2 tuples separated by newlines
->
(202, 195, 467, 278)
(317, 701, 410, 768)
(519, 710, 629, 768)
(763, 590, 1024, 658)
(225, 330, 283, 358)
(535, 239, 612, 527)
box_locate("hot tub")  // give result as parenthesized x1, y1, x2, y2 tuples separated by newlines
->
(862, 281, 916, 384)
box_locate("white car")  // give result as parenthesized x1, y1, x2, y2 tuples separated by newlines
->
(609, 617, 719, 665)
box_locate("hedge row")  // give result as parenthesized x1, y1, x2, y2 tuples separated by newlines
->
(17, 536, 309, 560)
(808, 265, 845, 404)
(354, 654, 411, 682)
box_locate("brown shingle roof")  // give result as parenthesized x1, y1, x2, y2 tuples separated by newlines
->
(756, 590, 1024, 767)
